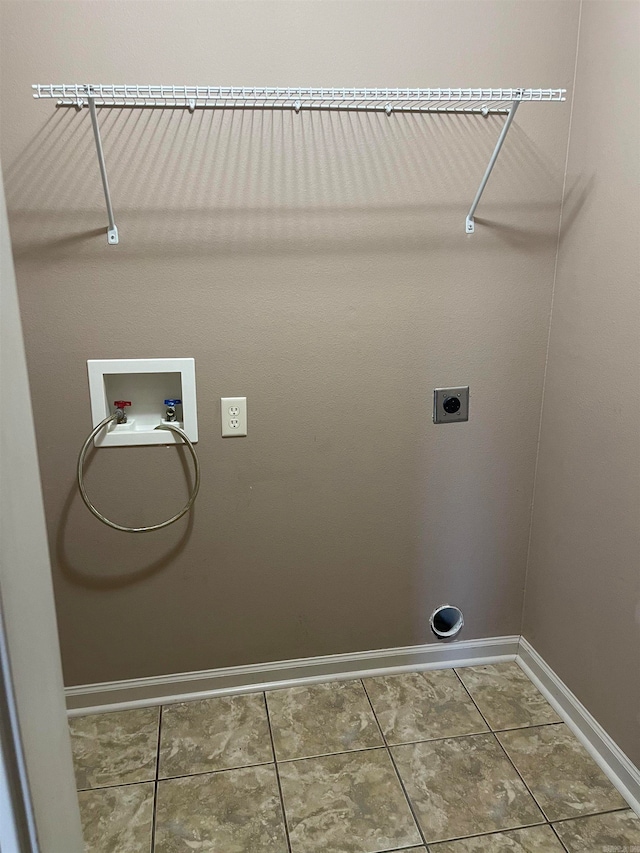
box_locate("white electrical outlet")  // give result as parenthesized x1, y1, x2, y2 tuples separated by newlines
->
(221, 397, 247, 437)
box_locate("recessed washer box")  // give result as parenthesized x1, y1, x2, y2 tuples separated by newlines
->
(87, 358, 198, 447)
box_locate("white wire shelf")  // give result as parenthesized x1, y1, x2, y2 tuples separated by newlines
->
(31, 84, 567, 243)
(33, 84, 565, 114)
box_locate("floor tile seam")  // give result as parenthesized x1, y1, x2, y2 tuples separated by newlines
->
(550, 809, 640, 853)
(452, 666, 563, 732)
(265, 683, 386, 762)
(452, 670, 550, 824)
(492, 720, 564, 734)
(263, 687, 286, 763)
(262, 692, 293, 853)
(423, 817, 550, 847)
(549, 821, 572, 853)
(375, 845, 426, 852)
(276, 744, 397, 764)
(492, 729, 554, 822)
(362, 677, 557, 847)
(150, 705, 163, 853)
(550, 805, 634, 825)
(452, 668, 494, 729)
(385, 729, 497, 751)
(453, 670, 510, 735)
(431, 815, 640, 853)
(358, 671, 517, 748)
(360, 679, 430, 850)
(496, 725, 631, 818)
(389, 730, 518, 755)
(493, 725, 630, 826)
(156, 759, 277, 784)
(77, 777, 156, 793)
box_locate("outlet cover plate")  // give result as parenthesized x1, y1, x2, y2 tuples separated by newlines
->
(433, 386, 469, 424)
(221, 396, 247, 437)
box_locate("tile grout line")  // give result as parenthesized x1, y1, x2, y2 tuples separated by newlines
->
(263, 692, 293, 853)
(550, 806, 632, 826)
(74, 718, 566, 793)
(491, 720, 564, 735)
(549, 821, 572, 853)
(75, 719, 568, 793)
(453, 669, 631, 827)
(264, 672, 626, 849)
(422, 820, 559, 848)
(492, 723, 628, 828)
(359, 679, 431, 851)
(151, 760, 275, 784)
(81, 668, 634, 850)
(451, 669, 554, 826)
(149, 704, 163, 853)
(450, 670, 630, 834)
(76, 776, 158, 793)
(376, 669, 556, 847)
(256, 720, 565, 765)
(279, 744, 388, 763)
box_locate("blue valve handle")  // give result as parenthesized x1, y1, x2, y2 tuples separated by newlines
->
(164, 399, 182, 406)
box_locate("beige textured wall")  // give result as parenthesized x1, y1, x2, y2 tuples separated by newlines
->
(1, 1, 578, 686)
(523, 0, 640, 765)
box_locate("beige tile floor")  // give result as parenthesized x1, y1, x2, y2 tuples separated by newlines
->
(68, 662, 640, 852)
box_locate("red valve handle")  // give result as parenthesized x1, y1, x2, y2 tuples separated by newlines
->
(113, 401, 131, 408)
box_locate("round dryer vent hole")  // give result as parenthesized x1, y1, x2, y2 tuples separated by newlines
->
(430, 605, 464, 639)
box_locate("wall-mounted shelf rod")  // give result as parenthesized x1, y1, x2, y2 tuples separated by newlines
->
(32, 84, 566, 243)
(466, 97, 520, 234)
(87, 95, 118, 244)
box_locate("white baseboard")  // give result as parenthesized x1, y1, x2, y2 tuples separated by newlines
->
(65, 634, 519, 716)
(517, 637, 640, 817)
(65, 633, 639, 818)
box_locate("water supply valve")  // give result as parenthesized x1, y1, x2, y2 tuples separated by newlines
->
(164, 399, 181, 422)
(113, 401, 131, 423)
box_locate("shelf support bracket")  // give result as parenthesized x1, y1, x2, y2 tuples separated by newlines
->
(87, 91, 119, 245)
(465, 98, 520, 234)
